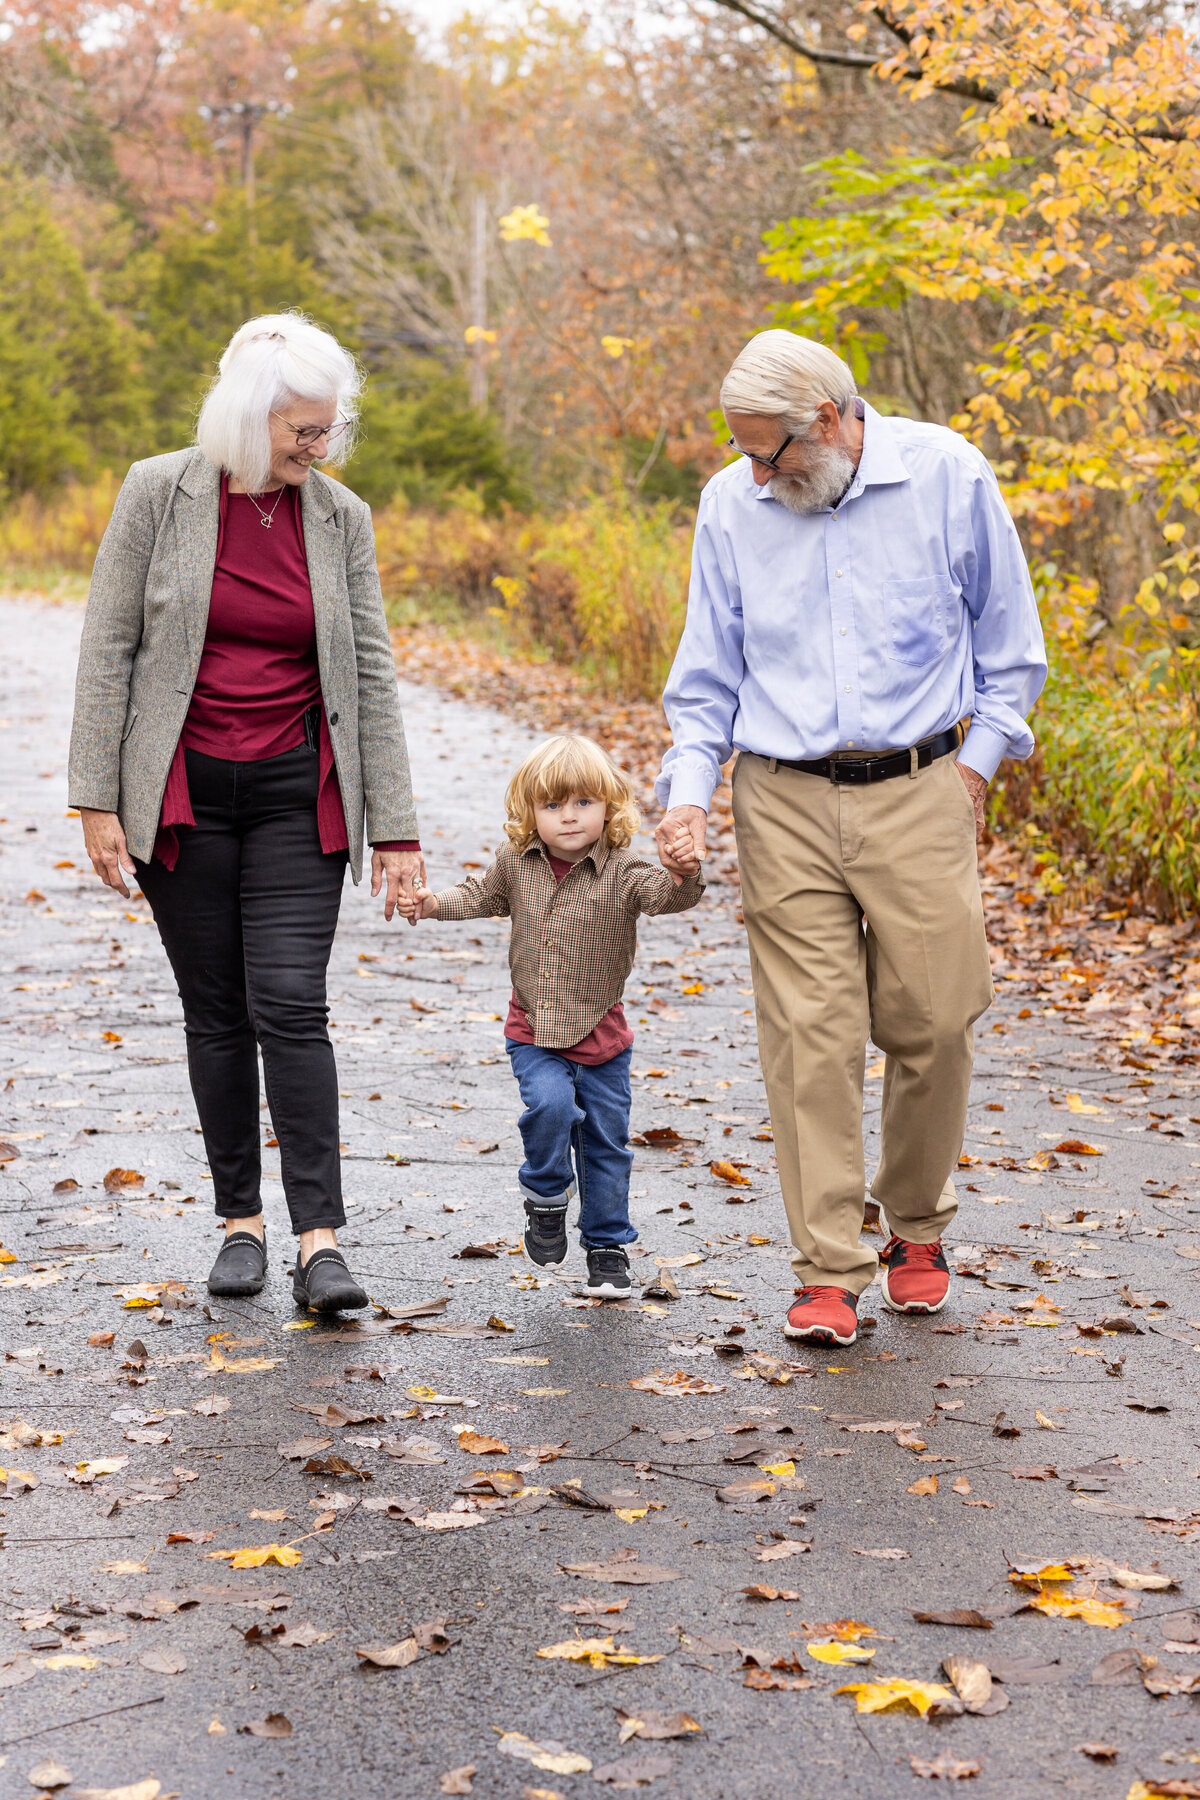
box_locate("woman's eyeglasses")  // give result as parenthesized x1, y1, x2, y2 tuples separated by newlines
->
(272, 412, 350, 449)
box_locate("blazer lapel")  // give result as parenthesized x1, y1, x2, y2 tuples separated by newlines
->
(174, 452, 221, 665)
(300, 474, 342, 671)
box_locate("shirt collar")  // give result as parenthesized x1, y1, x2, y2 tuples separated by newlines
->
(751, 399, 910, 505)
(526, 835, 611, 873)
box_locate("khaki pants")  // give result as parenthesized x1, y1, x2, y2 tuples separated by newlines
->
(733, 750, 993, 1296)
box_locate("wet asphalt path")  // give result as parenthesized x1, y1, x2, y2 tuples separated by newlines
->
(1, 596, 1200, 1799)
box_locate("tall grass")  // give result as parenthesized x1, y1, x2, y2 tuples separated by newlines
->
(373, 488, 691, 698)
(4, 476, 1198, 915)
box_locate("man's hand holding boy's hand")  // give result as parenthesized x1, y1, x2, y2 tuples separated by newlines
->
(654, 805, 707, 887)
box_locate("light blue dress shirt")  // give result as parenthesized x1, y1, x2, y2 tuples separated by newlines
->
(656, 402, 1048, 812)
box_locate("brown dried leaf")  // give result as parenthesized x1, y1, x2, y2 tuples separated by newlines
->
(355, 1638, 419, 1668)
(909, 1754, 981, 1780)
(239, 1713, 293, 1738)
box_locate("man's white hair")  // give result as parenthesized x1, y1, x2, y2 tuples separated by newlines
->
(196, 312, 363, 492)
(720, 329, 857, 436)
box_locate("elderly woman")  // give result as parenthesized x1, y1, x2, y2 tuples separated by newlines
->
(68, 313, 423, 1311)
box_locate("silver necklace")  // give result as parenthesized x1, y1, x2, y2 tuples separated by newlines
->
(245, 487, 286, 529)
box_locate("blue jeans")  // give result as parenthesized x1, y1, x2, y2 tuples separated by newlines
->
(506, 1042, 637, 1248)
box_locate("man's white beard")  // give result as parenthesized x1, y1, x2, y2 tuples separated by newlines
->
(768, 443, 857, 515)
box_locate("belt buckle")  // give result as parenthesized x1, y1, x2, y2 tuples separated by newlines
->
(827, 759, 863, 784)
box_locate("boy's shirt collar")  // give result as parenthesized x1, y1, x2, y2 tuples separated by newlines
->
(526, 834, 612, 873)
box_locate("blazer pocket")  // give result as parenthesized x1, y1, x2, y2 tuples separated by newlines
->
(121, 705, 139, 742)
(884, 576, 956, 667)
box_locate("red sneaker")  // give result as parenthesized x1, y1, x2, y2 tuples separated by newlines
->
(879, 1235, 950, 1314)
(783, 1286, 858, 1346)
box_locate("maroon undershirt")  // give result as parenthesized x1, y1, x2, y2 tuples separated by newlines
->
(503, 850, 633, 1065)
(154, 477, 418, 867)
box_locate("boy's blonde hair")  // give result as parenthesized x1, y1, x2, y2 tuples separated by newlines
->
(504, 735, 641, 852)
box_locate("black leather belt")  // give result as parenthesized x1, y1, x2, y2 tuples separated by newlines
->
(774, 725, 964, 785)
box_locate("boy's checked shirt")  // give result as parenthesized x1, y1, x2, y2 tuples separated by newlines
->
(431, 837, 705, 1050)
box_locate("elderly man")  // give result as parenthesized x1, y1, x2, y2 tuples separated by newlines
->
(654, 330, 1047, 1346)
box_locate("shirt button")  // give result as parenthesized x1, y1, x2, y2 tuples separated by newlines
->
(835, 569, 843, 578)
(847, 740, 855, 747)
(843, 685, 853, 693)
(840, 628, 847, 636)
(329, 711, 339, 726)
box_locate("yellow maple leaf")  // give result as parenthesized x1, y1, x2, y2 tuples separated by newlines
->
(1027, 1590, 1125, 1628)
(835, 1677, 955, 1715)
(207, 1543, 302, 1569)
(807, 1641, 876, 1665)
(536, 1637, 663, 1669)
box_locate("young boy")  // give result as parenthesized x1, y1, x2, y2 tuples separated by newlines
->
(399, 734, 704, 1297)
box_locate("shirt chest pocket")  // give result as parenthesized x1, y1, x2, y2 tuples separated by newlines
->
(884, 575, 957, 668)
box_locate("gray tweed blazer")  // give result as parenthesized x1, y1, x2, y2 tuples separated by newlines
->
(67, 449, 418, 883)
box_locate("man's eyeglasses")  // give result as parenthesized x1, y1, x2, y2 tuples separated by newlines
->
(726, 432, 794, 472)
(272, 411, 350, 450)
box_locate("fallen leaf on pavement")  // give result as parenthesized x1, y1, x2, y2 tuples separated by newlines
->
(356, 1639, 419, 1668)
(458, 1429, 509, 1455)
(852, 1547, 909, 1560)
(440, 1768, 476, 1796)
(910, 1755, 981, 1780)
(629, 1370, 726, 1397)
(28, 1761, 72, 1790)
(495, 1732, 592, 1775)
(207, 1543, 302, 1569)
(911, 1609, 993, 1629)
(908, 1475, 939, 1496)
(837, 1419, 922, 1434)
(741, 1584, 800, 1603)
(103, 1168, 144, 1192)
(560, 1555, 679, 1585)
(756, 1540, 810, 1562)
(1053, 1140, 1103, 1155)
(616, 1711, 702, 1743)
(835, 1678, 957, 1716)
(710, 1161, 752, 1187)
(138, 1649, 187, 1674)
(1025, 1591, 1125, 1627)
(537, 1637, 663, 1669)
(192, 1396, 230, 1417)
(239, 1713, 293, 1738)
(1076, 1744, 1118, 1760)
(942, 1655, 1006, 1713)
(807, 1640, 875, 1666)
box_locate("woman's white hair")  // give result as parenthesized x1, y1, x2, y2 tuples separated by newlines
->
(195, 312, 364, 492)
(720, 329, 857, 436)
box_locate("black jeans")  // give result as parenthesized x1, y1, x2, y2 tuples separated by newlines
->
(137, 743, 349, 1234)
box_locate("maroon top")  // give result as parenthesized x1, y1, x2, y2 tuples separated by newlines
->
(154, 477, 417, 868)
(504, 851, 633, 1065)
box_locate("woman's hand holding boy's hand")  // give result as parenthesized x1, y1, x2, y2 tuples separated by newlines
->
(372, 848, 426, 924)
(397, 888, 440, 922)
